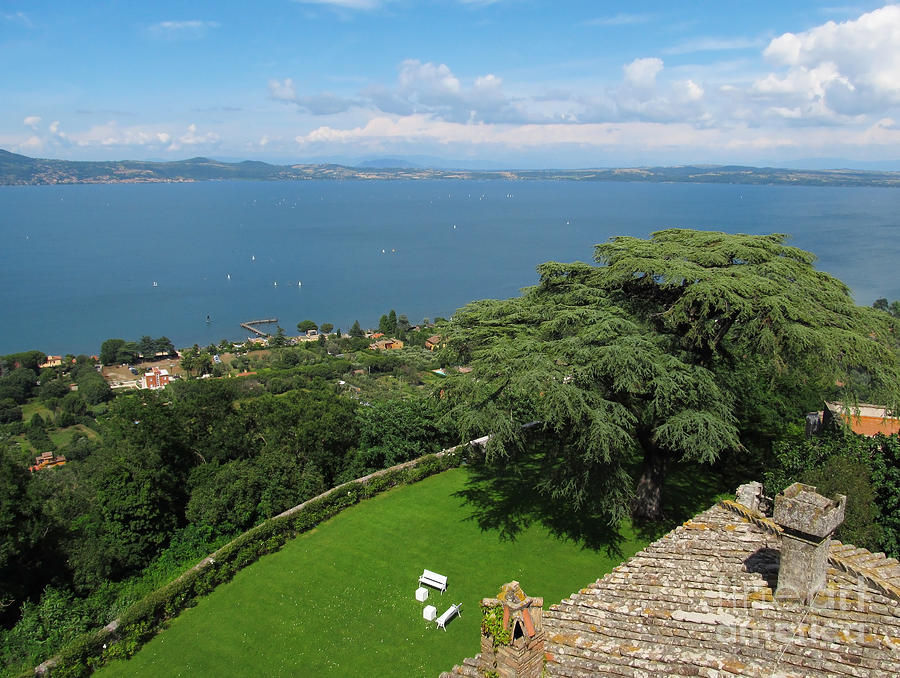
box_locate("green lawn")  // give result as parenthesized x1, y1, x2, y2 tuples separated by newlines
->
(97, 467, 648, 678)
(21, 401, 53, 422)
(50, 424, 97, 447)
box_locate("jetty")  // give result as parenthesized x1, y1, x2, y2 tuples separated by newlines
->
(241, 318, 278, 337)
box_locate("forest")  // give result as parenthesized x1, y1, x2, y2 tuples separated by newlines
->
(3, 230, 900, 677)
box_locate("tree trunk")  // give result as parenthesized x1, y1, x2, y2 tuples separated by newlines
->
(632, 444, 668, 522)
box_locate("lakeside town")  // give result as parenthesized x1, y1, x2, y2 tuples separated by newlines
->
(32, 321, 444, 393)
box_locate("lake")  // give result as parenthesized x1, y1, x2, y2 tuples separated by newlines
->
(2, 180, 899, 355)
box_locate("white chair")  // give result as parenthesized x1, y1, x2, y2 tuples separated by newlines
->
(435, 603, 462, 630)
(418, 569, 448, 594)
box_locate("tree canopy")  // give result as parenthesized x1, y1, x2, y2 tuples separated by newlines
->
(443, 230, 900, 522)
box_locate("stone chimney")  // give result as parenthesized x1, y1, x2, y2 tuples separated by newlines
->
(735, 481, 764, 513)
(773, 482, 846, 604)
(479, 581, 545, 678)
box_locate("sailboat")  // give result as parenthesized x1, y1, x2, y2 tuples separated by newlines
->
(152, 281, 158, 287)
(298, 281, 302, 287)
(227, 273, 231, 280)
(251, 255, 255, 262)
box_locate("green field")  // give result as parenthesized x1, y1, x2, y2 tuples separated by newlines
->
(97, 467, 648, 677)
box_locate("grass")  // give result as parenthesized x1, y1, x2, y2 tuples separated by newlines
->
(96, 467, 649, 678)
(20, 401, 53, 422)
(49, 424, 97, 448)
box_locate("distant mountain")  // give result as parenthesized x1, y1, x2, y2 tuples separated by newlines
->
(356, 158, 422, 169)
(2, 148, 900, 187)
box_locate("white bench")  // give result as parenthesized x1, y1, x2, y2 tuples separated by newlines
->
(435, 603, 462, 630)
(418, 569, 448, 594)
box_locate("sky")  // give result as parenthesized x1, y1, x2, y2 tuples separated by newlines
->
(4, 1, 900, 169)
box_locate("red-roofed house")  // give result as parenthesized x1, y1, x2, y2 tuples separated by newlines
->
(369, 338, 404, 350)
(143, 367, 172, 390)
(820, 401, 900, 437)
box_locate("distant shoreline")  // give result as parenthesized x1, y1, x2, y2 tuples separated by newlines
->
(3, 148, 900, 188)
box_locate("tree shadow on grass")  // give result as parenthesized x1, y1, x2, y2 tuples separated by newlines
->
(456, 446, 737, 556)
(454, 451, 627, 558)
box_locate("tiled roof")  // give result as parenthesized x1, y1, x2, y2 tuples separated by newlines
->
(824, 402, 900, 437)
(442, 501, 900, 678)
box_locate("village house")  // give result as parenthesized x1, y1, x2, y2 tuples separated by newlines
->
(29, 451, 67, 472)
(38, 355, 62, 368)
(442, 481, 900, 678)
(425, 335, 442, 351)
(369, 337, 404, 350)
(143, 366, 172, 390)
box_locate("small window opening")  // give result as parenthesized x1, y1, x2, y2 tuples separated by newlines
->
(513, 620, 525, 641)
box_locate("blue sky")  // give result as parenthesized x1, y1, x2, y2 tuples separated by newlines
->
(3, 1, 900, 168)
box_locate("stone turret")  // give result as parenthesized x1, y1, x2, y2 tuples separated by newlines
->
(773, 482, 846, 604)
(479, 581, 545, 678)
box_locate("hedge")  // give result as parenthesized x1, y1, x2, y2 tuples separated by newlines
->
(32, 446, 467, 677)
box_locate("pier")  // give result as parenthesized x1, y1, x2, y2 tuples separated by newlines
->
(241, 318, 278, 337)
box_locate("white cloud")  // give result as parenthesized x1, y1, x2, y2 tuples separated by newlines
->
(290, 114, 734, 153)
(24, 121, 221, 153)
(18, 135, 43, 150)
(278, 55, 712, 128)
(759, 5, 900, 115)
(585, 13, 653, 27)
(3, 11, 34, 28)
(148, 20, 220, 40)
(622, 58, 663, 90)
(292, 0, 382, 9)
(269, 78, 298, 102)
(74, 122, 164, 148)
(289, 111, 900, 163)
(664, 37, 765, 56)
(270, 77, 359, 114)
(168, 123, 221, 150)
(598, 58, 711, 124)
(398, 60, 461, 97)
(23, 116, 41, 129)
(292, 0, 503, 8)
(388, 60, 518, 123)
(276, 59, 518, 123)
(675, 80, 705, 103)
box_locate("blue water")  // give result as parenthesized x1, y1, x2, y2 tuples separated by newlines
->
(2, 180, 899, 355)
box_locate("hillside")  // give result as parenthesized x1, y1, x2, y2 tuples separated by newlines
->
(3, 148, 900, 187)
